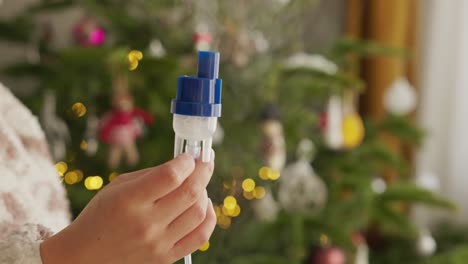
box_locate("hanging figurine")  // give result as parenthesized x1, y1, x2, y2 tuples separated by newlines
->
(259, 104, 286, 172)
(193, 23, 213, 51)
(41, 90, 70, 161)
(278, 138, 327, 213)
(99, 73, 153, 169)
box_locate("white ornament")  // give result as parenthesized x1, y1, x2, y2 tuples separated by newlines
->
(251, 31, 269, 53)
(285, 53, 338, 75)
(384, 77, 417, 115)
(324, 95, 344, 150)
(416, 228, 437, 256)
(354, 244, 369, 264)
(278, 160, 327, 213)
(415, 171, 440, 192)
(371, 178, 387, 194)
(149, 39, 166, 58)
(252, 190, 280, 222)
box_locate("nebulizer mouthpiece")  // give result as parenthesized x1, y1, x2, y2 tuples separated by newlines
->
(171, 51, 222, 162)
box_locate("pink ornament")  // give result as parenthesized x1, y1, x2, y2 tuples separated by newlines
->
(313, 247, 346, 264)
(89, 28, 105, 46)
(73, 16, 106, 47)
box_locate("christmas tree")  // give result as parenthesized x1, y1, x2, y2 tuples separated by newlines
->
(0, 0, 461, 263)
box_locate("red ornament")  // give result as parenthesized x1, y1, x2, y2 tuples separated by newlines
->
(319, 112, 328, 130)
(192, 32, 213, 44)
(313, 247, 346, 264)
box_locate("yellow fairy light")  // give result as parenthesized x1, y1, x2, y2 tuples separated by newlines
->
(259, 166, 271, 180)
(128, 50, 143, 61)
(84, 176, 104, 190)
(199, 241, 210, 252)
(55, 162, 68, 176)
(222, 205, 235, 216)
(74, 170, 84, 182)
(214, 205, 221, 217)
(128, 50, 143, 71)
(319, 234, 329, 247)
(269, 169, 281, 180)
(223, 181, 232, 190)
(253, 186, 266, 199)
(242, 178, 256, 192)
(108, 172, 119, 182)
(80, 140, 88, 151)
(64, 171, 78, 185)
(129, 60, 139, 71)
(243, 191, 254, 200)
(71, 102, 87, 118)
(231, 204, 241, 217)
(223, 196, 237, 210)
(217, 214, 232, 229)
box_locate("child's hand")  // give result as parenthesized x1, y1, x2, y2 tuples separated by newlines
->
(41, 153, 216, 264)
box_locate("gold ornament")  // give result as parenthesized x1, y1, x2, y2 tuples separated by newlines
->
(342, 113, 365, 149)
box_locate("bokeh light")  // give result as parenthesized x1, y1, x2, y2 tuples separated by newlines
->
(128, 50, 143, 71)
(253, 186, 266, 199)
(223, 196, 237, 210)
(71, 102, 87, 118)
(242, 178, 256, 192)
(64, 171, 78, 185)
(74, 170, 84, 182)
(259, 166, 270, 180)
(217, 214, 232, 229)
(80, 140, 88, 151)
(55, 161, 68, 176)
(320, 234, 330, 247)
(84, 176, 104, 190)
(199, 241, 210, 252)
(109, 172, 119, 182)
(243, 191, 254, 200)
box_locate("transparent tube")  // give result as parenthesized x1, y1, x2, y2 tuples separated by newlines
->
(173, 114, 217, 264)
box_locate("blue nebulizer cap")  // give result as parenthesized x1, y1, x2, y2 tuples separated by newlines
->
(171, 51, 222, 117)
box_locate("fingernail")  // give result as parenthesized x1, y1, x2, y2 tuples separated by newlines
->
(211, 149, 215, 161)
(208, 198, 213, 206)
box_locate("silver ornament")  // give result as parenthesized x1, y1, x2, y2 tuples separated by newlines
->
(252, 189, 280, 222)
(278, 160, 327, 213)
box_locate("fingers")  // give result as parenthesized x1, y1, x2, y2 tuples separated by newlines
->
(125, 154, 196, 202)
(165, 190, 209, 244)
(153, 158, 214, 224)
(170, 199, 216, 261)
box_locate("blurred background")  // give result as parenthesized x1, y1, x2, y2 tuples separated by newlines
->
(1, 0, 468, 263)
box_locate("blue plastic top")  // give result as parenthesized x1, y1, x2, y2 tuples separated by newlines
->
(171, 51, 222, 117)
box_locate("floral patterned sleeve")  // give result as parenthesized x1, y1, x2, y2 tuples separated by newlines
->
(0, 83, 70, 264)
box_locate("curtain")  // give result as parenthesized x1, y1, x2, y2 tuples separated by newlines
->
(345, 0, 419, 182)
(416, 0, 468, 223)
